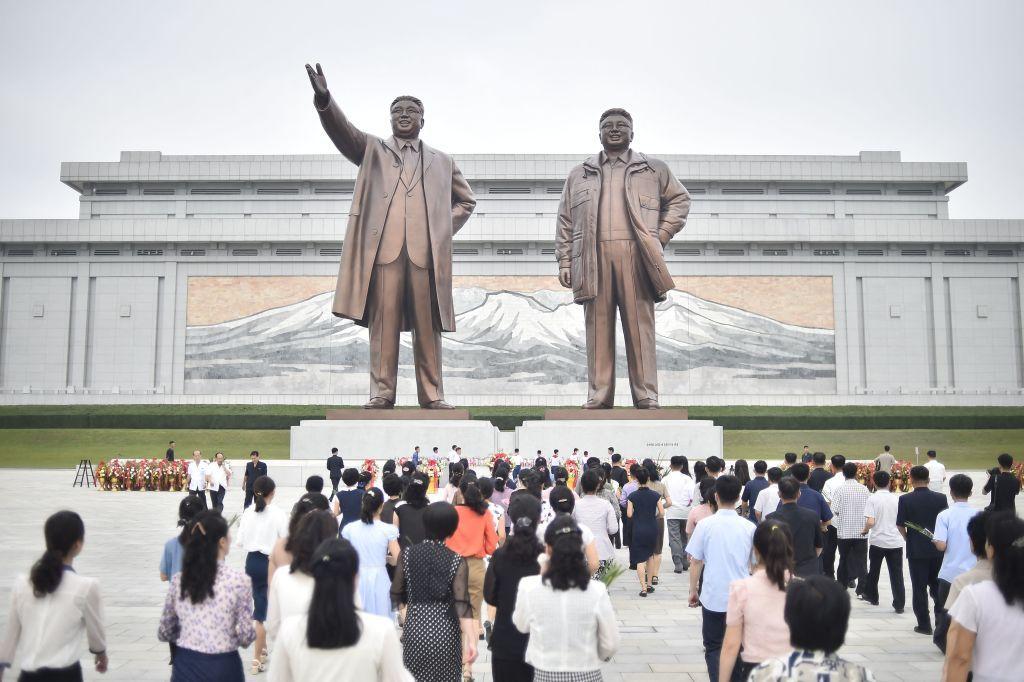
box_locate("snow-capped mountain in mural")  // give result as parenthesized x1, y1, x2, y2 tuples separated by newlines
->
(184, 287, 835, 395)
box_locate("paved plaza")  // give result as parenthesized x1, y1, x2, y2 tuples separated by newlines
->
(1, 468, 995, 681)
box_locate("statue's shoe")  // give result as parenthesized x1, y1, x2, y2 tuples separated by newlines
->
(582, 400, 612, 409)
(636, 399, 661, 409)
(363, 397, 395, 409)
(422, 400, 455, 410)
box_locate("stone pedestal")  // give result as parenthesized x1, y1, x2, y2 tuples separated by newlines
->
(289, 418, 499, 460)
(516, 418, 722, 462)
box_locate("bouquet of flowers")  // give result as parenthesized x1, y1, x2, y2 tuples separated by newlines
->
(420, 458, 441, 494)
(108, 458, 126, 491)
(171, 459, 187, 491)
(890, 460, 912, 492)
(564, 458, 580, 489)
(623, 458, 639, 473)
(361, 458, 378, 476)
(397, 457, 410, 469)
(487, 452, 511, 471)
(95, 460, 109, 491)
(854, 461, 875, 487)
(1014, 462, 1024, 487)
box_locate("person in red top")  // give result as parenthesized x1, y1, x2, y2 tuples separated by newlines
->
(446, 478, 498, 652)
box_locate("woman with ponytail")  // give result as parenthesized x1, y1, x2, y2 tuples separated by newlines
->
(484, 495, 542, 682)
(161, 495, 207, 582)
(158, 510, 255, 681)
(944, 512, 1024, 682)
(266, 510, 337, 643)
(341, 488, 400, 617)
(0, 511, 107, 681)
(512, 515, 620, 681)
(446, 479, 498, 657)
(719, 519, 794, 682)
(237, 475, 288, 674)
(268, 538, 411, 682)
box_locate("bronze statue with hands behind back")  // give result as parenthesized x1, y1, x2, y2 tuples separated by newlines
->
(305, 63, 476, 409)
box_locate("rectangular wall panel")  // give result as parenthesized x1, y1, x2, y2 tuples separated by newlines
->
(861, 277, 932, 390)
(0, 277, 73, 389)
(85, 276, 160, 389)
(948, 277, 1020, 389)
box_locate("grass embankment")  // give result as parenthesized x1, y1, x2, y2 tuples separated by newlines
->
(3, 427, 1020, 470)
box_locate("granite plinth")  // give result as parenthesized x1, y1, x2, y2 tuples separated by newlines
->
(517, 418, 722, 461)
(326, 408, 471, 420)
(290, 418, 497, 460)
(544, 408, 689, 420)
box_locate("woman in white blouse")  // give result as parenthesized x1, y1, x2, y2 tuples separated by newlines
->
(268, 538, 411, 682)
(513, 515, 619, 681)
(0, 511, 107, 681)
(238, 475, 289, 674)
(266, 511, 337, 643)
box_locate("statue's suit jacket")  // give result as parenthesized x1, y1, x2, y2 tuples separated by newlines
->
(315, 94, 476, 332)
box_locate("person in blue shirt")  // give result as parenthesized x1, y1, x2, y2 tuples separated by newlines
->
(789, 463, 834, 526)
(933, 474, 979, 618)
(159, 495, 206, 582)
(333, 468, 366, 532)
(740, 460, 770, 522)
(411, 446, 421, 467)
(686, 475, 756, 682)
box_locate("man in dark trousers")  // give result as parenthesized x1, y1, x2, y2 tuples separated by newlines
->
(609, 452, 629, 488)
(983, 453, 1021, 512)
(242, 450, 268, 509)
(165, 440, 175, 462)
(896, 465, 948, 635)
(326, 447, 345, 501)
(767, 477, 823, 577)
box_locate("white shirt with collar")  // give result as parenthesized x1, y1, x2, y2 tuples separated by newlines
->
(821, 471, 846, 505)
(923, 459, 946, 492)
(207, 461, 231, 490)
(238, 503, 289, 556)
(863, 489, 904, 549)
(187, 459, 208, 491)
(662, 470, 695, 520)
(0, 569, 106, 673)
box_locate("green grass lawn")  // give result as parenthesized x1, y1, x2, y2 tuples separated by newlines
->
(2, 427, 1021, 470)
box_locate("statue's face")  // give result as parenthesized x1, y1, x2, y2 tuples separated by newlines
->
(599, 115, 633, 153)
(390, 99, 424, 139)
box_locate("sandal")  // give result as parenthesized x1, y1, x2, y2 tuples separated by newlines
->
(647, 585, 655, 593)
(251, 658, 265, 675)
(639, 589, 648, 598)
(651, 576, 659, 586)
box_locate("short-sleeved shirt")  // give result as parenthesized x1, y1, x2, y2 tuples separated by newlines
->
(923, 459, 945, 492)
(244, 461, 268, 490)
(949, 580, 1024, 682)
(686, 509, 756, 613)
(726, 571, 791, 664)
(934, 502, 979, 583)
(831, 480, 870, 540)
(863, 490, 904, 550)
(741, 477, 770, 523)
(160, 536, 184, 577)
(796, 484, 834, 525)
(753, 484, 780, 520)
(807, 467, 832, 493)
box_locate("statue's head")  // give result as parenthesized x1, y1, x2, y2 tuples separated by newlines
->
(599, 108, 633, 153)
(390, 96, 424, 139)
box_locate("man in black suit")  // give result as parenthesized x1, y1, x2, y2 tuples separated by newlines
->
(807, 451, 832, 492)
(896, 465, 948, 635)
(326, 447, 345, 501)
(165, 440, 175, 462)
(983, 453, 1021, 512)
(242, 450, 268, 509)
(767, 477, 823, 577)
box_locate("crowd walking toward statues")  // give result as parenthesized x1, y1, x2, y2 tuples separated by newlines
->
(0, 444, 1022, 682)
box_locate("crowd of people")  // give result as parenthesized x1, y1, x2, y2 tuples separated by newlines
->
(0, 445, 1020, 682)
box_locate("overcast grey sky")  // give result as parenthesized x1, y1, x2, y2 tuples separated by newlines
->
(1, 0, 1022, 219)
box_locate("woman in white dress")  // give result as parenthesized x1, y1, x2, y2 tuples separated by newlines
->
(341, 488, 400, 617)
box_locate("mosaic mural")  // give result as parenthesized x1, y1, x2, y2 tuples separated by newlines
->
(184, 276, 837, 398)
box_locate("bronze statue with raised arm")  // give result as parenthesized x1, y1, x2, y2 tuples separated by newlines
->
(555, 108, 691, 409)
(305, 63, 475, 409)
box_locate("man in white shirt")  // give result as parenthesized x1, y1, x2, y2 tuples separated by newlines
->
(205, 451, 232, 511)
(753, 467, 783, 521)
(832, 461, 871, 595)
(662, 456, 695, 573)
(186, 450, 209, 509)
(443, 444, 459, 486)
(923, 449, 946, 493)
(861, 469, 906, 612)
(820, 454, 847, 580)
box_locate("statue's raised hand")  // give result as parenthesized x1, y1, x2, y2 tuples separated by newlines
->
(305, 63, 329, 106)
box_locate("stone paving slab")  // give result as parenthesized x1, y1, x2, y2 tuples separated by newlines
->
(0, 469, 996, 681)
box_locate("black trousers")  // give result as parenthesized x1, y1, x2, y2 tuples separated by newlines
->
(208, 486, 226, 510)
(908, 557, 942, 629)
(702, 607, 727, 682)
(491, 656, 534, 682)
(837, 538, 867, 592)
(863, 545, 905, 609)
(244, 487, 255, 509)
(822, 525, 838, 579)
(189, 489, 208, 509)
(329, 475, 341, 501)
(18, 662, 83, 682)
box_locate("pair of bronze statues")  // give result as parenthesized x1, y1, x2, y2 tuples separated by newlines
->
(306, 63, 691, 410)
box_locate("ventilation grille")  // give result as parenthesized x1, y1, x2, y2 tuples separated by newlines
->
(813, 248, 841, 257)
(190, 188, 241, 195)
(717, 248, 746, 256)
(898, 188, 934, 196)
(546, 186, 564, 194)
(987, 249, 1014, 257)
(944, 249, 971, 257)
(6, 248, 34, 257)
(274, 248, 303, 257)
(231, 248, 259, 257)
(257, 188, 299, 195)
(314, 187, 350, 195)
(721, 188, 765, 195)
(541, 248, 556, 255)
(674, 248, 702, 256)
(49, 249, 78, 256)
(142, 187, 175, 195)
(762, 249, 789, 256)
(319, 248, 342, 257)
(687, 188, 707, 194)
(496, 248, 524, 256)
(179, 249, 206, 257)
(93, 248, 120, 256)
(94, 188, 127, 196)
(778, 188, 831, 195)
(453, 248, 479, 255)
(846, 188, 882, 195)
(488, 187, 532, 194)
(136, 249, 164, 256)
(901, 249, 928, 256)
(858, 249, 885, 256)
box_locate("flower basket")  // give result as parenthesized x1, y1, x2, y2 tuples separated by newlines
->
(420, 458, 440, 493)
(564, 458, 580, 490)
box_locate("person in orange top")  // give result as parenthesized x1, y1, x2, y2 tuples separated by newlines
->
(446, 478, 498, 652)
